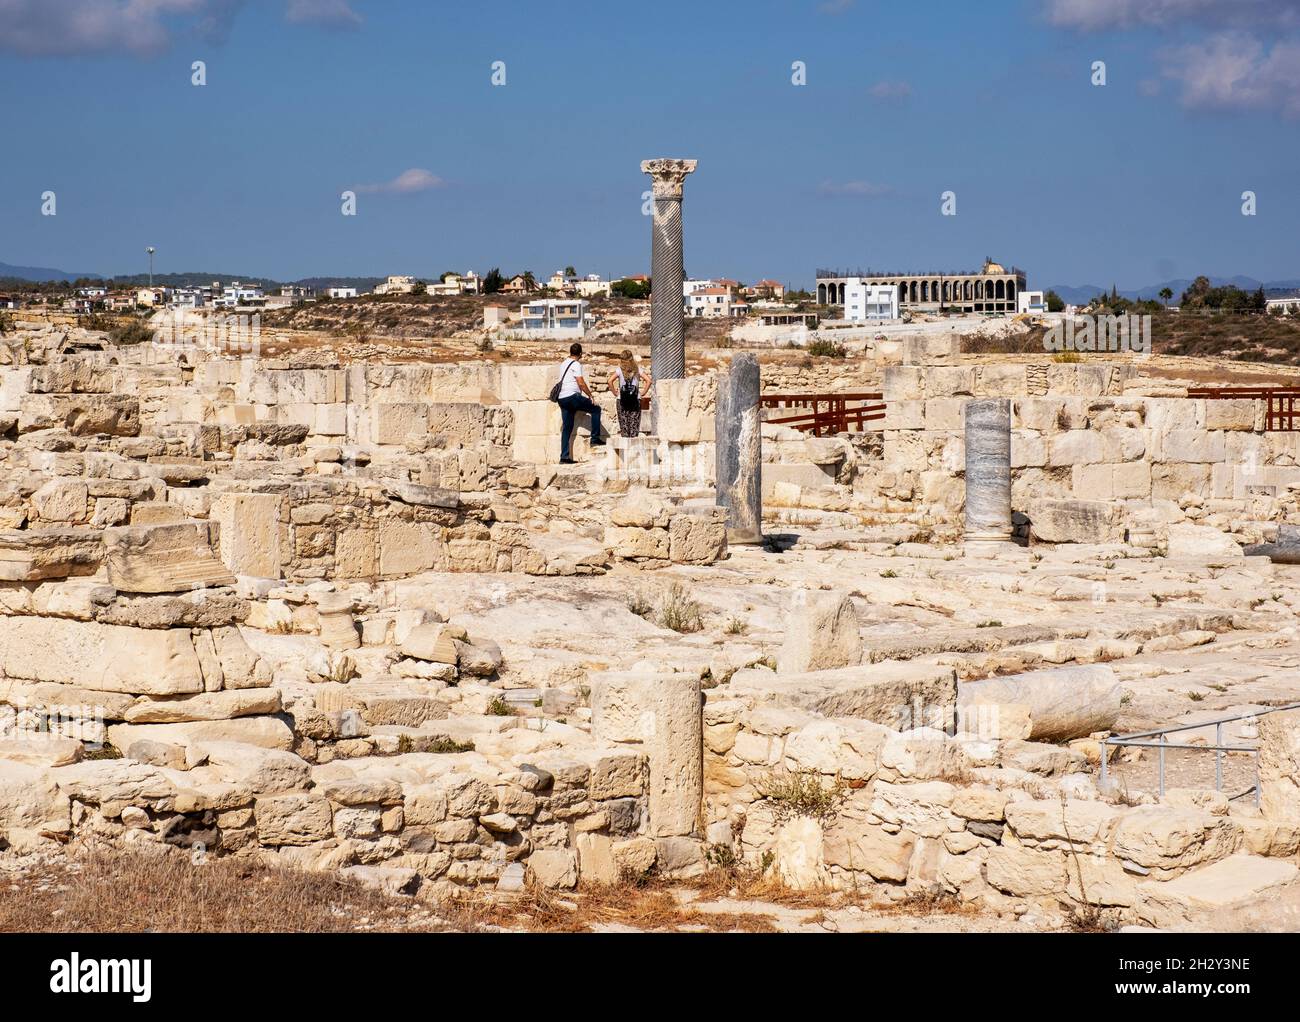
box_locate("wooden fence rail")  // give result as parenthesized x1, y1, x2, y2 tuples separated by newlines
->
(759, 391, 886, 436)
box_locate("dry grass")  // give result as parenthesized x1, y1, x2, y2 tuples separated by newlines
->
(445, 875, 780, 933)
(0, 847, 449, 933)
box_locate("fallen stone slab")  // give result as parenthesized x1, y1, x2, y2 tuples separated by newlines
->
(860, 624, 1058, 664)
(958, 663, 1121, 742)
(107, 715, 295, 754)
(383, 483, 460, 510)
(124, 688, 282, 724)
(1137, 854, 1299, 928)
(729, 661, 957, 730)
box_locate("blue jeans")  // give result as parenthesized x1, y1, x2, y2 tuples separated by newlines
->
(558, 393, 602, 460)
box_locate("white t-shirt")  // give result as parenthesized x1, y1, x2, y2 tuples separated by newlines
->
(557, 358, 584, 399)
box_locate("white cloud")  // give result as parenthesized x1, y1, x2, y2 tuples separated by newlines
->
(1159, 32, 1300, 117)
(0, 0, 214, 57)
(1043, 0, 1300, 31)
(354, 168, 445, 195)
(818, 180, 893, 197)
(869, 80, 913, 99)
(0, 0, 359, 57)
(284, 0, 361, 29)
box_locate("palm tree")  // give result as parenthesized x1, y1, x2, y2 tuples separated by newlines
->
(1159, 287, 1173, 306)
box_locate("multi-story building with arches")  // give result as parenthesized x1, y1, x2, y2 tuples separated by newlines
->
(815, 258, 1027, 315)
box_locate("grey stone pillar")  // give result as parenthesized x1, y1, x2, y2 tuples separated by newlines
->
(641, 158, 696, 389)
(715, 352, 762, 544)
(963, 398, 1012, 546)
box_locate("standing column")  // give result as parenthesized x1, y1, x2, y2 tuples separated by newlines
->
(715, 352, 762, 544)
(963, 398, 1012, 548)
(641, 158, 697, 388)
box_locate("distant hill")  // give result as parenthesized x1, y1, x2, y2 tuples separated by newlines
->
(1, 260, 389, 292)
(1047, 276, 1300, 306)
(295, 276, 385, 292)
(0, 261, 102, 283)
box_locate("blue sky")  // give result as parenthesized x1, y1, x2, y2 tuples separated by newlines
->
(2, 0, 1297, 290)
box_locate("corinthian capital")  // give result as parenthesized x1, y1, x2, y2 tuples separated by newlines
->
(640, 158, 698, 199)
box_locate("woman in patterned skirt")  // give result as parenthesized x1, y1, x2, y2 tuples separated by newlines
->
(608, 349, 651, 437)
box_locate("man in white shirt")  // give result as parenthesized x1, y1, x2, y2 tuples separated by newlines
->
(555, 342, 605, 464)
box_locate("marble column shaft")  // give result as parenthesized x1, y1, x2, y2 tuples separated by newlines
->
(964, 398, 1012, 543)
(715, 353, 762, 543)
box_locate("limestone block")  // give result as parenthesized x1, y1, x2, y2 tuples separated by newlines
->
(1137, 854, 1300, 929)
(1165, 522, 1242, 561)
(604, 525, 669, 560)
(0, 617, 203, 695)
(255, 793, 333, 846)
(103, 521, 236, 593)
(654, 376, 715, 443)
(590, 671, 702, 838)
(777, 590, 862, 674)
(212, 493, 282, 578)
(729, 661, 957, 730)
(881, 400, 924, 431)
(824, 817, 915, 881)
(377, 520, 444, 577)
(1010, 431, 1046, 468)
(985, 840, 1068, 897)
(18, 393, 140, 436)
(976, 364, 1027, 397)
(32, 479, 88, 523)
(882, 365, 923, 401)
(1258, 708, 1300, 822)
(0, 760, 71, 835)
(334, 526, 377, 579)
(1151, 463, 1210, 501)
(1026, 498, 1122, 544)
(0, 529, 103, 582)
(124, 689, 281, 724)
(1013, 397, 1066, 432)
(923, 399, 964, 430)
(772, 816, 831, 890)
(1160, 428, 1225, 465)
(497, 364, 557, 403)
(528, 848, 578, 889)
(668, 512, 726, 564)
(1111, 807, 1241, 875)
(399, 623, 463, 664)
(1047, 430, 1104, 466)
(108, 715, 294, 753)
(1112, 460, 1152, 499)
(1071, 463, 1114, 500)
(372, 403, 429, 445)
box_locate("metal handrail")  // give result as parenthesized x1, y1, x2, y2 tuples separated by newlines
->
(1100, 701, 1300, 806)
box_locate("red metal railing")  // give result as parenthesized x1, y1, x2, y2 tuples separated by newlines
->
(760, 391, 886, 436)
(1186, 386, 1300, 431)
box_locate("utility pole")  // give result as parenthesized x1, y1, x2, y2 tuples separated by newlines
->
(146, 247, 156, 287)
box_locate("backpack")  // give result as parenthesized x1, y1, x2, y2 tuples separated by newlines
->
(618, 369, 640, 412)
(549, 359, 575, 403)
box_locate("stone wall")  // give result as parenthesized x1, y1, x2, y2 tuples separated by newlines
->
(874, 361, 1297, 543)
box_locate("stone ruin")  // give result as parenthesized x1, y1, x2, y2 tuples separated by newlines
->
(2, 183, 1300, 930)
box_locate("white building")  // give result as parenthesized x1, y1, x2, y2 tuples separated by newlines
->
(373, 275, 418, 295)
(327, 287, 358, 299)
(517, 298, 592, 337)
(843, 278, 899, 321)
(686, 286, 749, 318)
(427, 272, 482, 296)
(1017, 290, 1047, 314)
(1267, 295, 1300, 315)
